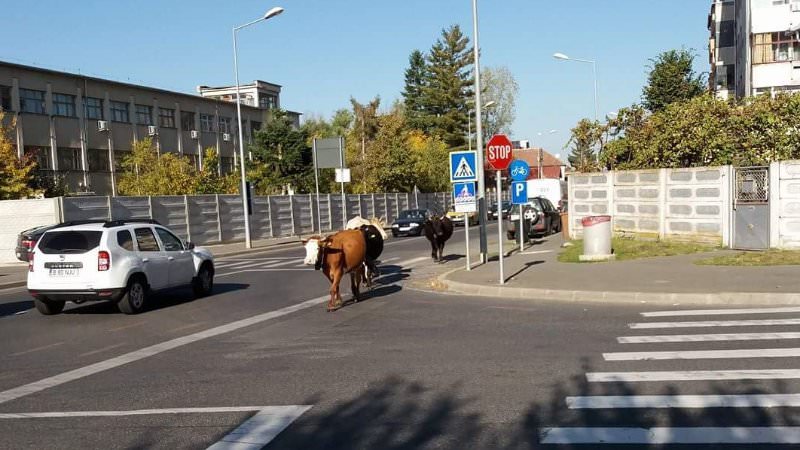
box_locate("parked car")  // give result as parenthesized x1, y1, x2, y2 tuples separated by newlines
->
(490, 201, 513, 220)
(446, 207, 478, 227)
(391, 209, 431, 237)
(15, 224, 57, 262)
(505, 197, 562, 240)
(27, 219, 215, 315)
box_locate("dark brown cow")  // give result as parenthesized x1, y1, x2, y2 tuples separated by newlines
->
(303, 230, 367, 312)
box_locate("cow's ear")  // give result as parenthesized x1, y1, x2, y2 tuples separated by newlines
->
(319, 238, 331, 248)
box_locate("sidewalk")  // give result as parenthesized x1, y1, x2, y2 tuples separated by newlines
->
(0, 236, 301, 290)
(441, 234, 800, 305)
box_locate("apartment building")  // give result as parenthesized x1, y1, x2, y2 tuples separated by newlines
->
(0, 61, 300, 195)
(709, 0, 800, 99)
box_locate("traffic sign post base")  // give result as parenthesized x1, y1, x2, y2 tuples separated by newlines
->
(496, 170, 504, 285)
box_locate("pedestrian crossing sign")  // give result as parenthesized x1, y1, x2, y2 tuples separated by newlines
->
(449, 151, 478, 183)
(453, 182, 477, 213)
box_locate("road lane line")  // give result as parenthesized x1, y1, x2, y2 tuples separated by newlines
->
(629, 318, 800, 329)
(0, 405, 310, 420)
(216, 261, 260, 269)
(207, 405, 312, 449)
(618, 332, 800, 343)
(0, 295, 328, 405)
(642, 307, 800, 317)
(540, 427, 800, 444)
(587, 369, 800, 383)
(604, 347, 800, 361)
(566, 394, 800, 409)
(9, 342, 65, 357)
(78, 343, 126, 358)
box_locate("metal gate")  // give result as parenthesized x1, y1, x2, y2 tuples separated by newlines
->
(732, 166, 770, 250)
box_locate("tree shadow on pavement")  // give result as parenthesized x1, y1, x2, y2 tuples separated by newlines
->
(265, 362, 798, 450)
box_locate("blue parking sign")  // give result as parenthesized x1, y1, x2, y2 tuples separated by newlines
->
(511, 181, 528, 205)
(449, 151, 478, 182)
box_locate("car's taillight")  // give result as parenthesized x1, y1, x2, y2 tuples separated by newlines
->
(23, 239, 34, 249)
(28, 252, 34, 272)
(98, 251, 110, 271)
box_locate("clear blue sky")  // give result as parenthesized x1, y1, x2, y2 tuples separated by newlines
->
(1, 0, 710, 158)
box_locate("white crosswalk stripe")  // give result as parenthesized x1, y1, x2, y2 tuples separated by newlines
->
(545, 305, 800, 446)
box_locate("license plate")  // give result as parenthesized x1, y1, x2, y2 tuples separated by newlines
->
(399, 227, 411, 231)
(50, 268, 79, 277)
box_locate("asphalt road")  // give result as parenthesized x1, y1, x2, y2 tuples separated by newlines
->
(0, 223, 799, 449)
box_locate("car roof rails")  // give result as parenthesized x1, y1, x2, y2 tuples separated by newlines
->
(103, 219, 162, 228)
(52, 220, 107, 229)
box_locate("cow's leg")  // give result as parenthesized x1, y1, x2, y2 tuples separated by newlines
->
(437, 241, 444, 262)
(429, 238, 438, 262)
(329, 268, 343, 312)
(350, 271, 361, 303)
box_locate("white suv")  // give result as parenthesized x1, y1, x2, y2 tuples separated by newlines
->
(27, 220, 215, 315)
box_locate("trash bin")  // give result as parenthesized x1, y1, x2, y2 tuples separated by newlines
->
(580, 215, 613, 261)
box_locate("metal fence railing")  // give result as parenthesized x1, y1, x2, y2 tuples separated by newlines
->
(59, 192, 452, 245)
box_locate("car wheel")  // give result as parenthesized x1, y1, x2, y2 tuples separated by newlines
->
(193, 263, 214, 298)
(392, 231, 398, 237)
(34, 297, 65, 315)
(118, 278, 147, 315)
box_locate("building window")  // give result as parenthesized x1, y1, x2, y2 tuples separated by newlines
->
(113, 151, 130, 171)
(715, 64, 735, 91)
(200, 114, 215, 132)
(135, 104, 153, 125)
(57, 147, 82, 171)
(19, 88, 45, 114)
(718, 20, 734, 48)
(0, 86, 10, 111)
(181, 111, 195, 131)
(24, 146, 51, 170)
(88, 149, 109, 171)
(84, 97, 103, 120)
(220, 157, 234, 174)
(158, 108, 175, 128)
(753, 33, 800, 64)
(218, 116, 232, 134)
(110, 101, 129, 123)
(258, 94, 278, 110)
(250, 121, 262, 135)
(52, 93, 76, 117)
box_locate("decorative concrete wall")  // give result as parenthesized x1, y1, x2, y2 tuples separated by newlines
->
(774, 160, 800, 249)
(0, 198, 61, 264)
(569, 166, 730, 245)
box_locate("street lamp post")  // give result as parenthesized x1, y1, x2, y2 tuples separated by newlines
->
(553, 52, 599, 122)
(233, 6, 284, 249)
(467, 100, 495, 152)
(471, 0, 490, 263)
(535, 129, 557, 178)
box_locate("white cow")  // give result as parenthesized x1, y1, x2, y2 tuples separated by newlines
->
(345, 216, 388, 240)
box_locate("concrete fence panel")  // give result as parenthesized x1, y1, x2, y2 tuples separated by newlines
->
(778, 160, 800, 248)
(269, 196, 293, 237)
(186, 195, 220, 245)
(110, 197, 150, 220)
(150, 196, 189, 241)
(0, 198, 60, 264)
(62, 196, 110, 221)
(219, 195, 246, 242)
(249, 196, 272, 240)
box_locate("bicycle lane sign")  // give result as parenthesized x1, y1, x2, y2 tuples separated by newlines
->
(508, 159, 530, 182)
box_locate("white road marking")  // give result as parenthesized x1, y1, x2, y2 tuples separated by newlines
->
(217, 261, 262, 270)
(642, 306, 800, 317)
(629, 318, 800, 329)
(587, 369, 800, 383)
(566, 394, 800, 409)
(0, 295, 328, 405)
(0, 406, 267, 419)
(9, 342, 64, 357)
(207, 405, 312, 449)
(540, 427, 800, 444)
(618, 332, 800, 344)
(604, 347, 800, 361)
(79, 343, 126, 358)
(217, 268, 310, 277)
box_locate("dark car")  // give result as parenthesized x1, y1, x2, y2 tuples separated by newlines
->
(391, 209, 431, 237)
(15, 224, 57, 262)
(490, 201, 512, 220)
(505, 197, 561, 240)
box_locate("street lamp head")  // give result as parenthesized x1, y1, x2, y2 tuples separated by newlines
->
(553, 52, 570, 61)
(263, 6, 284, 20)
(484, 100, 496, 108)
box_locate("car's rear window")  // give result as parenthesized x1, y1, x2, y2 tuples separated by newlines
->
(37, 230, 102, 254)
(117, 230, 134, 251)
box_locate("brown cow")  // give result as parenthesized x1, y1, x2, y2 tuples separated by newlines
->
(303, 230, 367, 312)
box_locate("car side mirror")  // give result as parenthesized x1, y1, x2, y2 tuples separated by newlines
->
(185, 241, 195, 250)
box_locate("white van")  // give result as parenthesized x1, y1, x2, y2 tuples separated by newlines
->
(526, 179, 567, 211)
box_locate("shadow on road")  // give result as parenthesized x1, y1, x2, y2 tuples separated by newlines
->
(63, 283, 250, 315)
(0, 300, 33, 318)
(265, 363, 798, 450)
(506, 261, 545, 280)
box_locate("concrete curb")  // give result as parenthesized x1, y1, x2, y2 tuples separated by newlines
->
(437, 269, 800, 306)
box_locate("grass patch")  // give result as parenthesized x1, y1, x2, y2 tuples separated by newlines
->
(695, 250, 800, 266)
(558, 237, 715, 263)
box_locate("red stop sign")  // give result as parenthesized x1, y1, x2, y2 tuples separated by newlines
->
(486, 134, 513, 171)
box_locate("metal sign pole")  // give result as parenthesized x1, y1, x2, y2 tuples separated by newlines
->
(520, 207, 524, 253)
(339, 138, 346, 230)
(496, 170, 504, 284)
(312, 139, 321, 233)
(465, 211, 471, 271)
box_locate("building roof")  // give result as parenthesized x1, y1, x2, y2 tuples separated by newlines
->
(513, 148, 565, 167)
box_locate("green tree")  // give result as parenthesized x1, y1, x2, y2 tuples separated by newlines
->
(642, 49, 706, 112)
(350, 96, 381, 159)
(402, 49, 430, 132)
(566, 119, 605, 172)
(423, 25, 473, 148)
(480, 66, 519, 142)
(196, 148, 239, 194)
(0, 113, 38, 199)
(359, 110, 417, 192)
(249, 110, 313, 195)
(117, 138, 198, 195)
